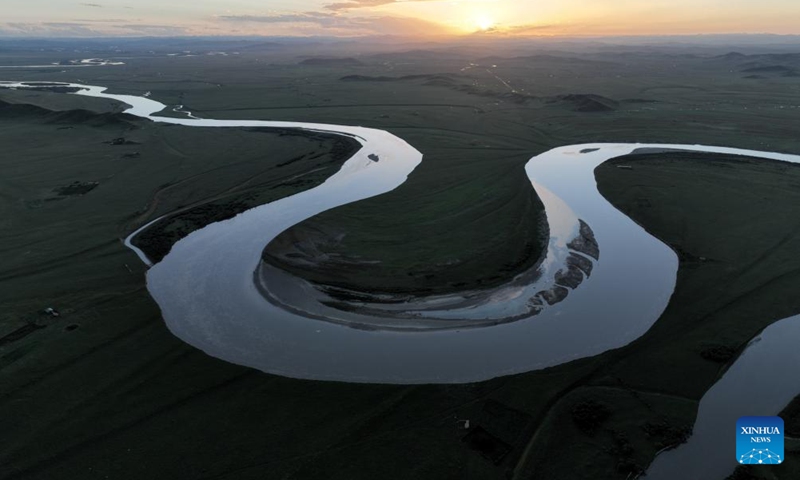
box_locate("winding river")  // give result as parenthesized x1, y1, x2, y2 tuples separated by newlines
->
(2, 80, 799, 476)
(0, 59, 124, 69)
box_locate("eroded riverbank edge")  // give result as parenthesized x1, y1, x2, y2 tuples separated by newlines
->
(253, 218, 599, 330)
(127, 128, 362, 264)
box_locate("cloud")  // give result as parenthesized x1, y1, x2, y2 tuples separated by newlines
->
(72, 18, 142, 23)
(219, 12, 332, 25)
(0, 4, 451, 38)
(219, 11, 448, 36)
(0, 21, 188, 37)
(80, 2, 103, 7)
(3, 21, 100, 36)
(477, 23, 563, 36)
(324, 0, 438, 12)
(325, 0, 395, 11)
(116, 24, 190, 35)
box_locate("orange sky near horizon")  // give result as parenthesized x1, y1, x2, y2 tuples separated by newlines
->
(1, 0, 799, 37)
(380, 0, 800, 36)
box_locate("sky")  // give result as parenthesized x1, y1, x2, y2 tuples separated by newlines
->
(1, 0, 800, 38)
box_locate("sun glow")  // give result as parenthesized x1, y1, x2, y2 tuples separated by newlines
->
(475, 15, 495, 31)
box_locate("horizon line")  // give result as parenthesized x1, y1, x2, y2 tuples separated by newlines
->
(2, 32, 800, 41)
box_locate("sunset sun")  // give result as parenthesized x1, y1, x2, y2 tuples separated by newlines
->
(476, 15, 495, 31)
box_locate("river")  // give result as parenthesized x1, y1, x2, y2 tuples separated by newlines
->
(2, 81, 798, 385)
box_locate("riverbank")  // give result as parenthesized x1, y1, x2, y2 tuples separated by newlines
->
(130, 129, 360, 263)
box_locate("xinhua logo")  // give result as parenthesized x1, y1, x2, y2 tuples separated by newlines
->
(736, 416, 784, 465)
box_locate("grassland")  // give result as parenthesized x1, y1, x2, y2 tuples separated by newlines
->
(2, 44, 800, 480)
(0, 89, 362, 339)
(7, 47, 800, 294)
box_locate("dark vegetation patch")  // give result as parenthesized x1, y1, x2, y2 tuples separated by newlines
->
(133, 196, 256, 263)
(566, 252, 593, 277)
(570, 400, 611, 435)
(20, 82, 71, 86)
(54, 181, 99, 196)
(715, 52, 800, 64)
(715, 52, 748, 61)
(700, 344, 738, 363)
(0, 323, 46, 347)
(621, 98, 659, 104)
(11, 84, 82, 94)
(567, 220, 599, 260)
(741, 65, 798, 77)
(640, 420, 692, 450)
(712, 52, 800, 78)
(671, 245, 708, 264)
(47, 110, 137, 128)
(0, 99, 52, 117)
(105, 137, 140, 146)
(554, 264, 584, 289)
(275, 153, 307, 167)
(462, 426, 512, 465)
(755, 53, 800, 63)
(476, 54, 615, 66)
(464, 399, 534, 468)
(245, 127, 360, 158)
(610, 433, 644, 476)
(553, 94, 618, 112)
(28, 86, 81, 94)
(341, 73, 460, 83)
(478, 399, 533, 444)
(300, 57, 364, 67)
(0, 97, 137, 128)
